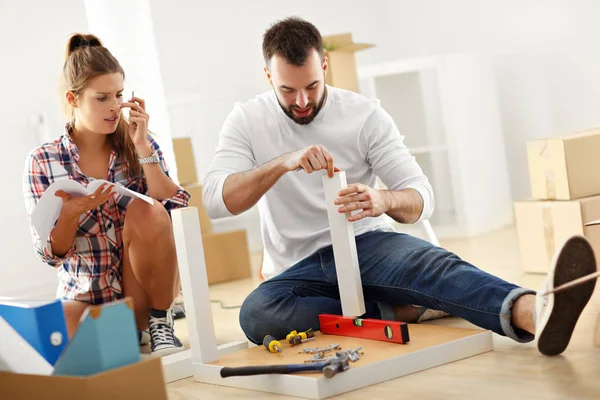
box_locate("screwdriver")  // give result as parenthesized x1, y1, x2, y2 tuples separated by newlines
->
(263, 334, 282, 353)
(286, 328, 315, 346)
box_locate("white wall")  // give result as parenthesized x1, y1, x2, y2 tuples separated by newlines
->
(0, 0, 89, 297)
(153, 0, 600, 203)
(379, 0, 600, 201)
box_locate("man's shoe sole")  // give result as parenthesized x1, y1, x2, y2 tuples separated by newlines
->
(538, 236, 597, 356)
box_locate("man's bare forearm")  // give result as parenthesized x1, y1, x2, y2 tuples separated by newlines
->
(223, 156, 289, 215)
(382, 188, 424, 224)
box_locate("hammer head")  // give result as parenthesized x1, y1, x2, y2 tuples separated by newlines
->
(321, 351, 350, 378)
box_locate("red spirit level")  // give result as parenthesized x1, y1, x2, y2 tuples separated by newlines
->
(318, 314, 410, 344)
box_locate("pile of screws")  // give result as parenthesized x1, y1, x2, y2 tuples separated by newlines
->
(300, 344, 364, 364)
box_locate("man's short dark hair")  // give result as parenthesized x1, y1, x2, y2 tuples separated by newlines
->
(262, 17, 324, 67)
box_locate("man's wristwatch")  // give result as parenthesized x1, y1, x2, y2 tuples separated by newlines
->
(139, 151, 159, 165)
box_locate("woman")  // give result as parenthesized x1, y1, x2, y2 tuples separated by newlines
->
(23, 33, 189, 357)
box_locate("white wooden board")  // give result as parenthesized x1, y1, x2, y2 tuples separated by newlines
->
(322, 171, 366, 316)
(193, 328, 493, 399)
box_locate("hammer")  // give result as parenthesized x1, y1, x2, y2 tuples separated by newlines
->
(321, 351, 350, 378)
(220, 351, 350, 379)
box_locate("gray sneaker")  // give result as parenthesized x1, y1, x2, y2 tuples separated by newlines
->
(149, 307, 184, 357)
(536, 235, 597, 356)
(138, 329, 150, 346)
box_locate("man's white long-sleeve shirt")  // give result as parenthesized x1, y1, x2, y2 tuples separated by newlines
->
(203, 86, 434, 279)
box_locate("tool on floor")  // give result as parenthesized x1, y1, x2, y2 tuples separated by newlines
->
(298, 344, 340, 354)
(263, 335, 282, 353)
(321, 352, 350, 378)
(347, 346, 364, 362)
(294, 337, 315, 345)
(305, 347, 364, 364)
(220, 351, 349, 379)
(319, 314, 410, 344)
(304, 353, 333, 363)
(286, 328, 315, 346)
(540, 271, 600, 296)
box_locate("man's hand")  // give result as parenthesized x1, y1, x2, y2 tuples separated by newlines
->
(335, 184, 389, 222)
(281, 144, 339, 178)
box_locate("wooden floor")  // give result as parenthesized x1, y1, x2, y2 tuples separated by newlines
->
(166, 227, 600, 399)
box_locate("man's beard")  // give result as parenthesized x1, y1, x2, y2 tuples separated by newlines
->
(275, 87, 327, 125)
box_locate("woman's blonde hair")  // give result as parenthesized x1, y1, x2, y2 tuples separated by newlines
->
(62, 33, 140, 177)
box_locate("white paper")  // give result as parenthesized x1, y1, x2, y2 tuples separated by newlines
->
(0, 316, 53, 375)
(31, 179, 154, 243)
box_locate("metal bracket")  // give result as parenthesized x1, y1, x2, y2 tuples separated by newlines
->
(347, 346, 364, 362)
(298, 344, 341, 354)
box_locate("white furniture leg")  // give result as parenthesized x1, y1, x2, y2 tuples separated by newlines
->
(164, 207, 248, 383)
(421, 219, 440, 247)
(322, 171, 366, 317)
(171, 208, 219, 363)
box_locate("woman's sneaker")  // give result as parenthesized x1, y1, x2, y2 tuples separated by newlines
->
(148, 307, 184, 357)
(138, 329, 150, 346)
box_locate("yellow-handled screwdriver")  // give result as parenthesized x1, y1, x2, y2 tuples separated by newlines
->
(286, 328, 315, 346)
(263, 334, 282, 353)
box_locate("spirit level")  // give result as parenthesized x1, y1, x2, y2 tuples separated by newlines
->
(318, 314, 410, 344)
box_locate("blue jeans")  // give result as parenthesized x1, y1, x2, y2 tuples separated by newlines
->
(240, 230, 535, 344)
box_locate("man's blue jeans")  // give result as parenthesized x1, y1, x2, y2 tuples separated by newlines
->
(239, 230, 535, 344)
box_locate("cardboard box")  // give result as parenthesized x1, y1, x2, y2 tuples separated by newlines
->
(172, 137, 198, 185)
(0, 358, 167, 400)
(322, 33, 374, 93)
(595, 313, 600, 348)
(204, 230, 252, 284)
(514, 196, 600, 273)
(527, 129, 600, 200)
(183, 184, 213, 235)
(178, 183, 252, 284)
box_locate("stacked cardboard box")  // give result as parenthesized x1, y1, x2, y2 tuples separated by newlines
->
(322, 33, 374, 93)
(172, 138, 252, 284)
(515, 129, 600, 273)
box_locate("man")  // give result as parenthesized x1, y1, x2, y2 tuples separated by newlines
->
(202, 17, 597, 356)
